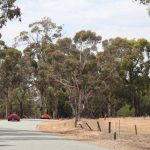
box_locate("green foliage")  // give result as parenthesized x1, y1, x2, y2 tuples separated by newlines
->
(117, 104, 135, 117)
(57, 99, 73, 118)
(0, 0, 21, 29)
(1, 18, 150, 121)
(74, 30, 101, 51)
(134, 0, 150, 14)
(135, 0, 150, 5)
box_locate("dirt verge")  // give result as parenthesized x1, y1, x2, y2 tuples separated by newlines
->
(37, 118, 150, 150)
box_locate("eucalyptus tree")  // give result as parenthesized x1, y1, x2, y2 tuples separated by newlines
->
(10, 52, 34, 118)
(134, 0, 150, 13)
(0, 46, 22, 116)
(50, 30, 101, 126)
(100, 38, 150, 116)
(96, 38, 134, 116)
(0, 0, 21, 37)
(120, 39, 150, 116)
(135, 0, 150, 4)
(15, 18, 63, 114)
(96, 51, 121, 117)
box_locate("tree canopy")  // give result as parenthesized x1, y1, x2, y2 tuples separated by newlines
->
(0, 1, 150, 126)
(0, 0, 21, 28)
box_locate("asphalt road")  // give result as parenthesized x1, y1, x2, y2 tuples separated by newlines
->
(0, 119, 112, 150)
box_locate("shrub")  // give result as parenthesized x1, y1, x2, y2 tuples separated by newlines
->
(117, 104, 135, 117)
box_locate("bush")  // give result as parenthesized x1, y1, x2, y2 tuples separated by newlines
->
(117, 104, 135, 117)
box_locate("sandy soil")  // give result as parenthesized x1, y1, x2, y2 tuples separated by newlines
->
(37, 117, 150, 150)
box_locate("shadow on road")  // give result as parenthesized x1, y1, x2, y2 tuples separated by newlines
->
(0, 145, 14, 147)
(0, 129, 73, 142)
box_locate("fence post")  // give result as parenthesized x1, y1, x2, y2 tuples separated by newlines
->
(114, 132, 117, 140)
(119, 120, 120, 135)
(135, 125, 137, 135)
(108, 122, 111, 133)
(86, 122, 93, 131)
(97, 121, 101, 132)
(79, 124, 83, 129)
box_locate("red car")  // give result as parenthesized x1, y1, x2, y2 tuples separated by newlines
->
(7, 114, 20, 121)
(40, 114, 51, 119)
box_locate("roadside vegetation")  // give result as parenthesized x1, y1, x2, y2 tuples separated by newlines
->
(0, 0, 150, 126)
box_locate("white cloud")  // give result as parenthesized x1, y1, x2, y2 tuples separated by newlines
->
(1, 0, 150, 47)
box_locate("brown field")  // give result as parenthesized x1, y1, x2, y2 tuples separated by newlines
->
(37, 117, 150, 150)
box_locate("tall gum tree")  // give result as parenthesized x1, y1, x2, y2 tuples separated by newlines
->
(0, 46, 22, 116)
(96, 38, 127, 117)
(101, 38, 150, 116)
(50, 30, 102, 126)
(15, 18, 63, 115)
(120, 39, 150, 116)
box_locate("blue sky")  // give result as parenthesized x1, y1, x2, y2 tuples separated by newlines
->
(1, 0, 150, 47)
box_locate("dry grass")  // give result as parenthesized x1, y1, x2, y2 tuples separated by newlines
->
(37, 117, 150, 150)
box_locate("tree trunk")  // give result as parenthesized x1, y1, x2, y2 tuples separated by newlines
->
(75, 97, 82, 127)
(54, 98, 58, 119)
(112, 104, 116, 117)
(20, 101, 24, 118)
(134, 96, 140, 116)
(5, 101, 8, 118)
(40, 92, 45, 115)
(107, 103, 111, 117)
(53, 105, 58, 119)
(9, 103, 12, 114)
(75, 111, 80, 127)
(6, 87, 12, 116)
